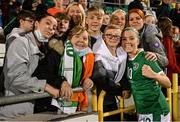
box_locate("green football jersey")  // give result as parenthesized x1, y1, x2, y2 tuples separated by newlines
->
(127, 50, 169, 121)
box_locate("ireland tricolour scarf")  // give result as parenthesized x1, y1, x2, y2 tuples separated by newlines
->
(52, 40, 83, 114)
(59, 40, 82, 88)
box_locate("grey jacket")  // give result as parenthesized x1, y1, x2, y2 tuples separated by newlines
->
(0, 33, 46, 120)
(6, 28, 26, 50)
(140, 24, 168, 68)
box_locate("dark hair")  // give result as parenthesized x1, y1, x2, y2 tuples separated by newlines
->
(22, 0, 47, 16)
(35, 13, 54, 22)
(54, 12, 71, 21)
(128, 0, 144, 11)
(17, 9, 36, 21)
(22, 0, 34, 11)
(157, 17, 173, 37)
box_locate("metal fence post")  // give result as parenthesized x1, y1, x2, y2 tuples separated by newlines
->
(172, 73, 178, 121)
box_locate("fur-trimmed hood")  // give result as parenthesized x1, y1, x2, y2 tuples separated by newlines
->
(48, 38, 64, 55)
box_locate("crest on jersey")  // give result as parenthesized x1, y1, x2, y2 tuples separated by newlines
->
(133, 62, 139, 70)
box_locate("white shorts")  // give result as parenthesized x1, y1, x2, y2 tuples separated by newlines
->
(138, 112, 170, 122)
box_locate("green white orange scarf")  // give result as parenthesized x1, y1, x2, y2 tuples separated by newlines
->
(52, 40, 94, 114)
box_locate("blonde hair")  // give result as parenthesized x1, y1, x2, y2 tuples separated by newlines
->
(110, 9, 126, 23)
(68, 25, 87, 39)
(104, 24, 122, 33)
(66, 2, 86, 27)
(122, 27, 140, 39)
(86, 6, 105, 17)
(112, 9, 126, 15)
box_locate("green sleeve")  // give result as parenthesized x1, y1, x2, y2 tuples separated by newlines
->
(145, 59, 162, 73)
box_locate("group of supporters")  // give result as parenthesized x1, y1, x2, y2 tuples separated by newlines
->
(0, 0, 180, 121)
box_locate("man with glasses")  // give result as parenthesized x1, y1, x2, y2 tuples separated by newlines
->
(6, 9, 35, 49)
(0, 10, 35, 96)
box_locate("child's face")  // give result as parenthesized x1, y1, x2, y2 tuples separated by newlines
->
(86, 11, 103, 32)
(172, 26, 180, 42)
(102, 14, 110, 25)
(145, 15, 156, 25)
(57, 19, 69, 33)
(103, 29, 121, 48)
(121, 30, 139, 54)
(21, 17, 34, 32)
(173, 27, 179, 35)
(71, 30, 89, 50)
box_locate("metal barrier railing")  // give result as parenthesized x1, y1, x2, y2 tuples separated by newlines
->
(166, 73, 179, 121)
(0, 73, 178, 121)
(166, 87, 172, 120)
(97, 73, 179, 121)
(92, 88, 98, 112)
(0, 87, 84, 106)
(172, 73, 179, 121)
(97, 90, 135, 121)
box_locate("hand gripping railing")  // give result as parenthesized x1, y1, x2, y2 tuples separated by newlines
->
(0, 87, 84, 106)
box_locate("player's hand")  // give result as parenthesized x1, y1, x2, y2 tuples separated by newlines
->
(142, 65, 156, 78)
(145, 52, 157, 61)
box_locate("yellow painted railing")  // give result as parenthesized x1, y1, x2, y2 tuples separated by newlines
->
(166, 73, 179, 121)
(97, 90, 135, 122)
(92, 88, 98, 112)
(172, 73, 179, 121)
(96, 73, 179, 121)
(166, 87, 172, 120)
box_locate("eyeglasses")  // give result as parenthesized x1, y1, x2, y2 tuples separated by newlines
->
(104, 34, 121, 40)
(24, 19, 34, 23)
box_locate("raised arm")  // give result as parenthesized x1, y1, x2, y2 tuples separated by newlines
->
(142, 64, 171, 88)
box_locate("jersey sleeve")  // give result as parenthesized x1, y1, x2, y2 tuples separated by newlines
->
(145, 59, 162, 74)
